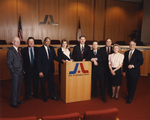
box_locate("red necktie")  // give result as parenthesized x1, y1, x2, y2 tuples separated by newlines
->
(107, 47, 109, 55)
(81, 45, 84, 57)
(18, 48, 22, 58)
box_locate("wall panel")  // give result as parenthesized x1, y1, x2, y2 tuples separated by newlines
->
(105, 0, 142, 44)
(18, 0, 39, 42)
(38, 0, 59, 41)
(78, 0, 94, 40)
(0, 0, 17, 43)
(0, 0, 143, 44)
(94, 0, 105, 41)
(58, 0, 77, 41)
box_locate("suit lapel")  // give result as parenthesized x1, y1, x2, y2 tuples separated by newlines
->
(130, 49, 137, 62)
(12, 46, 22, 60)
(42, 46, 49, 61)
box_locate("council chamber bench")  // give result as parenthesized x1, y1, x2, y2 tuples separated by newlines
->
(0, 44, 150, 80)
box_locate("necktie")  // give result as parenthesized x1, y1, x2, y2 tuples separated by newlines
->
(81, 45, 84, 57)
(30, 48, 34, 66)
(129, 51, 132, 62)
(47, 47, 50, 59)
(94, 51, 96, 55)
(107, 47, 109, 55)
(18, 48, 22, 59)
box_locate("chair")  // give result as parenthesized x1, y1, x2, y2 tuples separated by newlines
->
(20, 41, 26, 44)
(115, 41, 126, 45)
(0, 40, 7, 45)
(69, 40, 79, 45)
(83, 108, 118, 120)
(51, 40, 60, 44)
(98, 41, 106, 45)
(42, 112, 80, 120)
(86, 40, 93, 45)
(34, 39, 42, 44)
(0, 116, 37, 120)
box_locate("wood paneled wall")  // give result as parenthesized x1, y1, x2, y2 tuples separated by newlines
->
(0, 0, 143, 44)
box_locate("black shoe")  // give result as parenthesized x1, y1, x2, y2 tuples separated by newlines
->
(10, 104, 19, 108)
(43, 99, 48, 102)
(33, 95, 38, 99)
(17, 101, 24, 104)
(115, 97, 118, 100)
(91, 95, 97, 99)
(126, 99, 132, 104)
(24, 97, 28, 100)
(51, 97, 60, 101)
(102, 98, 107, 103)
(124, 96, 129, 99)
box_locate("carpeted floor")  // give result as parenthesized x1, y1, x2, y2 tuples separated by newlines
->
(0, 75, 150, 120)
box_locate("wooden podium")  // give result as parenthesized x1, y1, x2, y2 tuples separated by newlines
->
(61, 61, 92, 103)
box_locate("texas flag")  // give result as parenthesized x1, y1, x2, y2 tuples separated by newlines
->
(77, 18, 81, 41)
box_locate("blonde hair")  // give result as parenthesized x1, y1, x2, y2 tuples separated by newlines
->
(113, 44, 120, 51)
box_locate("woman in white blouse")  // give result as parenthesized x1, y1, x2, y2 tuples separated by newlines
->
(108, 44, 124, 99)
(57, 39, 72, 82)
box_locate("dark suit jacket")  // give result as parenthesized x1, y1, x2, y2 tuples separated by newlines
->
(57, 48, 71, 61)
(37, 45, 62, 75)
(72, 44, 90, 61)
(123, 49, 143, 78)
(88, 49, 104, 73)
(21, 47, 39, 74)
(7, 46, 23, 75)
(100, 46, 114, 71)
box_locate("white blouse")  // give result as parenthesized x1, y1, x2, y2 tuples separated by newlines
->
(61, 47, 70, 60)
(108, 53, 124, 68)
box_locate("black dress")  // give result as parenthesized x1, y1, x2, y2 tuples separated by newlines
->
(57, 48, 71, 83)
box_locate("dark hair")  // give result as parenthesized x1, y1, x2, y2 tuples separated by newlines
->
(129, 40, 136, 44)
(92, 40, 98, 44)
(44, 37, 51, 41)
(79, 35, 86, 39)
(61, 39, 68, 48)
(105, 38, 112, 42)
(27, 37, 34, 43)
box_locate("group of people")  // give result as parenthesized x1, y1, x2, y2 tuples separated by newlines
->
(6, 35, 143, 108)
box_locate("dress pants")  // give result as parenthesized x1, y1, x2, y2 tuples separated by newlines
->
(40, 72, 56, 100)
(126, 75, 139, 100)
(104, 68, 112, 95)
(92, 69, 106, 99)
(24, 70, 39, 98)
(10, 72, 23, 105)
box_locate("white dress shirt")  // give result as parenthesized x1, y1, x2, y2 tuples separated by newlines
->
(28, 47, 34, 63)
(44, 45, 50, 59)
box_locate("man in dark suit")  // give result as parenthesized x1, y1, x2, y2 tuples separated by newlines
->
(123, 40, 143, 104)
(7, 36, 24, 108)
(37, 37, 66, 102)
(100, 38, 113, 96)
(72, 35, 90, 61)
(88, 40, 106, 102)
(21, 37, 39, 100)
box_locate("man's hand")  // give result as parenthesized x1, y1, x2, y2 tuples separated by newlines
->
(128, 65, 133, 69)
(91, 58, 97, 62)
(82, 59, 86, 61)
(62, 60, 66, 63)
(39, 72, 44, 78)
(123, 72, 126, 77)
(94, 60, 98, 66)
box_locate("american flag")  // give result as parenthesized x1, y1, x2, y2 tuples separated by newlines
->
(77, 18, 81, 41)
(18, 15, 23, 41)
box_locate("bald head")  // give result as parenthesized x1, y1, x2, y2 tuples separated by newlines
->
(12, 37, 20, 48)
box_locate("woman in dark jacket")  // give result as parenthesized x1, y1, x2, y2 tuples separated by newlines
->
(57, 39, 72, 83)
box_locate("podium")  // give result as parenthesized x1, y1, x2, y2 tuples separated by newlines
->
(61, 61, 92, 103)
